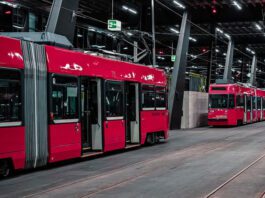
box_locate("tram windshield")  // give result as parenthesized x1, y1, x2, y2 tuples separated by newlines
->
(209, 94, 235, 109)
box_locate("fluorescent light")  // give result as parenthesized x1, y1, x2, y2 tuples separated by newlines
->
(190, 54, 197, 59)
(122, 5, 137, 14)
(218, 64, 223, 67)
(12, 25, 24, 29)
(189, 37, 197, 42)
(0, 1, 18, 8)
(233, 1, 242, 10)
(123, 47, 128, 50)
(246, 47, 255, 55)
(77, 34, 83, 38)
(238, 60, 242, 63)
(255, 23, 262, 30)
(173, 0, 186, 9)
(127, 32, 133, 36)
(170, 28, 180, 34)
(216, 28, 224, 34)
(157, 56, 165, 60)
(224, 33, 231, 39)
(215, 49, 220, 53)
(88, 27, 96, 32)
(91, 45, 106, 49)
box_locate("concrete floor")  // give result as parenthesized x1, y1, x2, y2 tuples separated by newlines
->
(1, 123, 265, 198)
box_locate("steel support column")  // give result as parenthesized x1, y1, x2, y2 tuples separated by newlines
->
(250, 55, 257, 86)
(168, 12, 191, 130)
(151, 0, 156, 66)
(223, 39, 234, 82)
(46, 0, 80, 43)
(206, 23, 215, 92)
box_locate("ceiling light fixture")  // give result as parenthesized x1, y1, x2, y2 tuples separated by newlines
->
(216, 28, 224, 34)
(246, 47, 255, 55)
(189, 37, 197, 42)
(122, 5, 137, 14)
(255, 23, 262, 30)
(170, 27, 180, 34)
(127, 32, 133, 36)
(224, 33, 231, 39)
(173, 0, 186, 9)
(0, 1, 18, 8)
(233, 1, 242, 10)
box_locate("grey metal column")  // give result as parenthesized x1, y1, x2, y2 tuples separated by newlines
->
(250, 55, 257, 86)
(168, 12, 191, 130)
(151, 0, 156, 66)
(134, 41, 138, 63)
(46, 0, 80, 43)
(206, 23, 215, 92)
(240, 56, 244, 82)
(223, 39, 234, 82)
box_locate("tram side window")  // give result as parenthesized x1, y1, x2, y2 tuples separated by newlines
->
(257, 97, 261, 109)
(105, 81, 124, 118)
(51, 76, 78, 120)
(253, 97, 257, 110)
(263, 98, 265, 109)
(0, 69, 22, 123)
(156, 87, 167, 109)
(247, 96, 251, 110)
(236, 95, 244, 107)
(142, 85, 155, 109)
(228, 94, 235, 108)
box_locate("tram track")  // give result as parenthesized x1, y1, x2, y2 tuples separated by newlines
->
(204, 152, 265, 198)
(23, 141, 234, 198)
(18, 126, 265, 198)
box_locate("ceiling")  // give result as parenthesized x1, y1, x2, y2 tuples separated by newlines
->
(6, 0, 265, 86)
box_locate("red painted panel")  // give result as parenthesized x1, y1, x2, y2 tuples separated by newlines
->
(103, 120, 125, 152)
(0, 36, 24, 69)
(0, 127, 25, 170)
(208, 109, 238, 126)
(45, 46, 166, 86)
(48, 123, 81, 163)
(140, 110, 169, 145)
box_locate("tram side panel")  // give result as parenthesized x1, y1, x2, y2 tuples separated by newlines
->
(0, 37, 26, 170)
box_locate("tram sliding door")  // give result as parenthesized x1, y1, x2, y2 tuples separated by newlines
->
(81, 78, 102, 154)
(125, 83, 140, 145)
(103, 80, 125, 152)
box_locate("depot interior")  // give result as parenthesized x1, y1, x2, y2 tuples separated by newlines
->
(1, 0, 264, 129)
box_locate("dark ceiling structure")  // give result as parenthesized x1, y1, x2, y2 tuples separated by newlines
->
(3, 0, 265, 87)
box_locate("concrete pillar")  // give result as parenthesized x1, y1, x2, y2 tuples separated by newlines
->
(250, 55, 257, 86)
(223, 39, 234, 82)
(168, 12, 191, 130)
(46, 0, 80, 43)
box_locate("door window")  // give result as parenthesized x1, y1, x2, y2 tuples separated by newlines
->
(105, 81, 124, 118)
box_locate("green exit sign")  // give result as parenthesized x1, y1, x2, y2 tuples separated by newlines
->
(171, 55, 176, 62)
(108, 20, 122, 31)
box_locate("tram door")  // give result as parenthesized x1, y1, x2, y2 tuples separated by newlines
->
(125, 83, 140, 144)
(81, 78, 102, 154)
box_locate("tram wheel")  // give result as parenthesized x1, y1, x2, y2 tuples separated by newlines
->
(0, 160, 11, 178)
(146, 133, 155, 145)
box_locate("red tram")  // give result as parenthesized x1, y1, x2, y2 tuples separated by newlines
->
(0, 36, 169, 176)
(208, 83, 265, 126)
